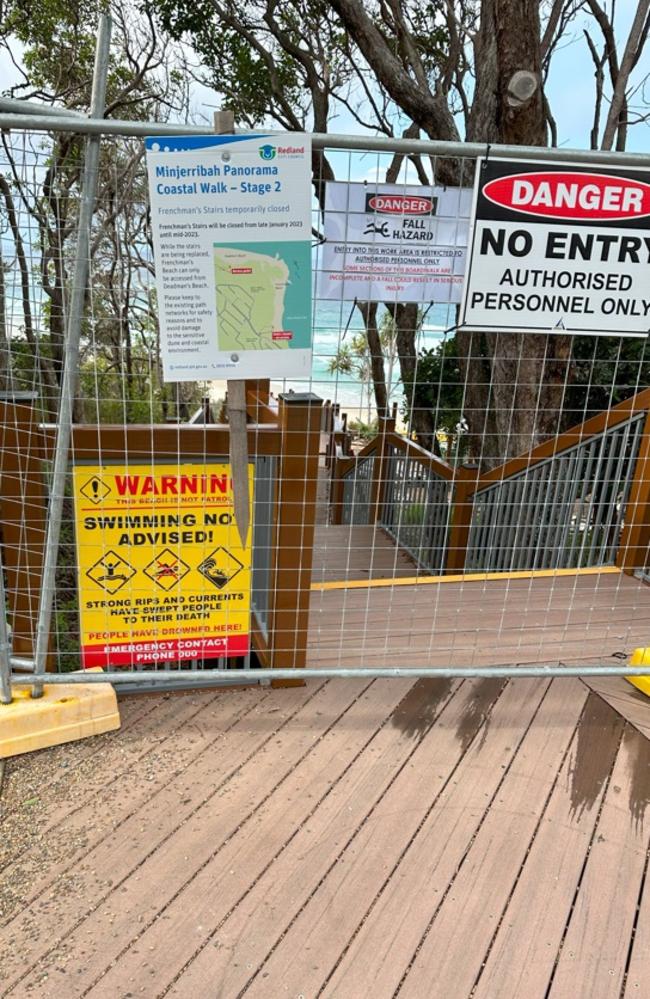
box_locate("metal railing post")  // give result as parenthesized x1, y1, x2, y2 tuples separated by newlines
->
(446, 467, 481, 573)
(269, 392, 322, 684)
(31, 13, 112, 697)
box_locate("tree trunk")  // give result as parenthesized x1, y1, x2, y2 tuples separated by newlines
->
(0, 245, 9, 393)
(387, 302, 437, 452)
(0, 175, 60, 419)
(459, 0, 573, 467)
(455, 326, 499, 463)
(355, 301, 388, 418)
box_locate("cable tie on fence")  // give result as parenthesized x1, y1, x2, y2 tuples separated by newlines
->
(483, 144, 491, 166)
(421, 301, 435, 324)
(342, 298, 357, 341)
(437, 318, 466, 338)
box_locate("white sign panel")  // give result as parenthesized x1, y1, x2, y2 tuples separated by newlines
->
(317, 181, 472, 304)
(145, 133, 313, 381)
(460, 158, 650, 337)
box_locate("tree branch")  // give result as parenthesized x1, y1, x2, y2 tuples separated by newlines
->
(327, 0, 460, 142)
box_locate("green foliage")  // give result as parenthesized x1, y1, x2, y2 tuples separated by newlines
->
(409, 332, 650, 457)
(154, 0, 311, 126)
(327, 332, 372, 379)
(401, 501, 426, 525)
(403, 337, 464, 436)
(4, 1, 124, 110)
(1, 0, 190, 423)
(406, 3, 450, 77)
(52, 493, 81, 672)
(562, 336, 650, 429)
(348, 417, 378, 440)
(327, 311, 400, 418)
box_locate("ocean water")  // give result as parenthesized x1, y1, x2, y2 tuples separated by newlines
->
(210, 300, 456, 421)
(278, 299, 456, 419)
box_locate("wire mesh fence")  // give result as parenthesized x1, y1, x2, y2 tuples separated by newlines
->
(1, 100, 650, 696)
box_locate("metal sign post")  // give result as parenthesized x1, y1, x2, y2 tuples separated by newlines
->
(214, 110, 250, 547)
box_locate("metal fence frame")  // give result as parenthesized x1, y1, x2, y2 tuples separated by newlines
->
(1, 16, 650, 697)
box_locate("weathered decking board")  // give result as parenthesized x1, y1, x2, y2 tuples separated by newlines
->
(307, 571, 650, 668)
(582, 673, 650, 741)
(324, 677, 589, 999)
(311, 523, 417, 582)
(3, 676, 650, 999)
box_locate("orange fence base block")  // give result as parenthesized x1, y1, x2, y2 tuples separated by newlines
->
(626, 648, 650, 698)
(0, 672, 120, 759)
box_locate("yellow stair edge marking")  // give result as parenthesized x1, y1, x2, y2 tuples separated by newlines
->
(0, 672, 120, 759)
(311, 565, 621, 593)
(626, 648, 650, 698)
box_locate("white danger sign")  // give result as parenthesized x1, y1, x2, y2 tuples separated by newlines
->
(459, 158, 650, 338)
(317, 181, 472, 304)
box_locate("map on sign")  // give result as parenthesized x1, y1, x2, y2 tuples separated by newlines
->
(214, 240, 311, 353)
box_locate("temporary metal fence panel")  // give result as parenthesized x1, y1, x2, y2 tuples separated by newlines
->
(1, 73, 650, 700)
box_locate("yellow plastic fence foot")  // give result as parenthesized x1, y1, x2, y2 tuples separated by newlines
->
(0, 673, 120, 759)
(626, 648, 650, 698)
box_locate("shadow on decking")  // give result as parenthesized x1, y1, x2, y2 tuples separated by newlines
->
(2, 487, 650, 997)
(3, 672, 650, 998)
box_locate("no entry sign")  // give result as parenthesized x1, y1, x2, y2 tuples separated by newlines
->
(459, 158, 650, 337)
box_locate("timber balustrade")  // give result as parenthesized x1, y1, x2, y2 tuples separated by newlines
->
(0, 380, 322, 682)
(330, 388, 650, 577)
(2, 384, 648, 677)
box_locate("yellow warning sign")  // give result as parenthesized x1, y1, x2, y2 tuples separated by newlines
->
(73, 463, 253, 668)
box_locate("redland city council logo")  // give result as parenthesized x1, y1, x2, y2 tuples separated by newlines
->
(482, 171, 650, 221)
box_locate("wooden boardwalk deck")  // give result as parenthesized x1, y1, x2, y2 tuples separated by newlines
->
(3, 504, 650, 997)
(3, 674, 650, 998)
(308, 562, 650, 669)
(311, 524, 418, 582)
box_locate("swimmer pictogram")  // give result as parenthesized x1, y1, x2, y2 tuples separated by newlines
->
(143, 548, 190, 590)
(86, 551, 136, 593)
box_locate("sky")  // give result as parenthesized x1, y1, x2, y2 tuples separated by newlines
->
(544, 0, 650, 153)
